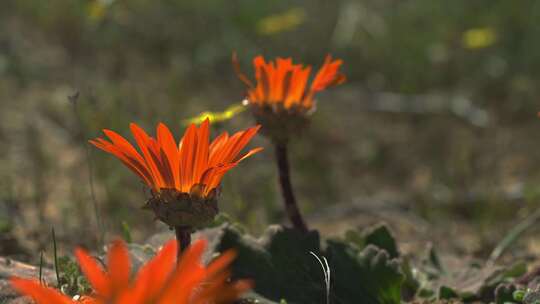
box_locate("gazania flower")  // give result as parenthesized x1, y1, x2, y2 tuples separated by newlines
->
(236, 54, 345, 111)
(234, 54, 345, 232)
(11, 239, 251, 304)
(89, 119, 262, 228)
(234, 54, 345, 143)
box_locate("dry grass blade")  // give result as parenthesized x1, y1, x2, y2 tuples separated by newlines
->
(310, 251, 331, 304)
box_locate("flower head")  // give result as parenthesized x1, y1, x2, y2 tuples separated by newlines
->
(234, 54, 345, 143)
(11, 239, 251, 304)
(89, 119, 262, 227)
(235, 54, 345, 112)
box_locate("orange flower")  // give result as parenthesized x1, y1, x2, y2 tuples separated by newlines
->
(89, 119, 262, 227)
(11, 239, 251, 304)
(90, 119, 261, 196)
(234, 54, 346, 112)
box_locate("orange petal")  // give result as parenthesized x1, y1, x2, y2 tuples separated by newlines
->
(157, 240, 208, 304)
(191, 273, 251, 304)
(10, 278, 74, 304)
(265, 60, 278, 102)
(158, 148, 176, 189)
(266, 59, 279, 101)
(208, 132, 229, 166)
(199, 167, 219, 189)
(75, 248, 111, 297)
(226, 125, 261, 162)
(232, 52, 254, 88)
(309, 55, 345, 93)
(235, 147, 264, 163)
(191, 251, 251, 304)
(175, 239, 207, 276)
(102, 129, 146, 166)
(193, 119, 210, 184)
(126, 239, 177, 303)
(179, 124, 198, 192)
(207, 132, 241, 166)
(205, 250, 236, 277)
(253, 56, 269, 102)
(107, 239, 131, 292)
(203, 145, 260, 193)
(217, 125, 261, 164)
(204, 164, 236, 193)
(102, 130, 155, 183)
(130, 123, 165, 189)
(285, 66, 311, 109)
(145, 137, 175, 189)
(273, 57, 293, 101)
(89, 138, 154, 188)
(157, 123, 181, 190)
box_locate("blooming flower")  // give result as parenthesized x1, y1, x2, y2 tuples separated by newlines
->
(90, 119, 261, 196)
(235, 54, 345, 113)
(89, 119, 262, 227)
(234, 54, 345, 143)
(11, 239, 251, 304)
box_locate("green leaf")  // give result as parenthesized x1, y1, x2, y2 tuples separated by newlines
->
(421, 260, 525, 302)
(362, 224, 400, 259)
(325, 242, 404, 304)
(438, 285, 459, 300)
(344, 224, 399, 259)
(214, 223, 404, 304)
(121, 221, 132, 244)
(494, 284, 517, 304)
(56, 256, 91, 296)
(216, 225, 324, 304)
(400, 257, 420, 301)
(512, 289, 526, 302)
(427, 244, 444, 273)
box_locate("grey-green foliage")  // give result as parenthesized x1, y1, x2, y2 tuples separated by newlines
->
(214, 223, 404, 304)
(411, 245, 526, 303)
(326, 242, 403, 304)
(501, 287, 540, 304)
(217, 225, 325, 304)
(494, 283, 517, 304)
(56, 256, 91, 297)
(345, 224, 400, 259)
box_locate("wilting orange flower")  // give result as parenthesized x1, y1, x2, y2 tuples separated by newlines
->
(90, 119, 261, 196)
(11, 239, 251, 304)
(234, 54, 346, 112)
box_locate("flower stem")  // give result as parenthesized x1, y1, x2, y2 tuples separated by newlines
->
(174, 226, 192, 262)
(274, 143, 309, 233)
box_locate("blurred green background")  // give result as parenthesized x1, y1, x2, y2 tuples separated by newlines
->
(2, 0, 540, 259)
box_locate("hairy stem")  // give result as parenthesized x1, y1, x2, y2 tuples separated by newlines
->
(174, 226, 192, 262)
(274, 143, 308, 233)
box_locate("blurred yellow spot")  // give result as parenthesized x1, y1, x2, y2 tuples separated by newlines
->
(87, 0, 113, 22)
(462, 27, 497, 49)
(257, 8, 306, 35)
(183, 103, 247, 125)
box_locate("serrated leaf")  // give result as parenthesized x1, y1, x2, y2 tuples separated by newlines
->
(214, 223, 404, 304)
(325, 242, 404, 304)
(428, 260, 525, 302)
(363, 224, 400, 259)
(345, 224, 399, 259)
(216, 224, 325, 304)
